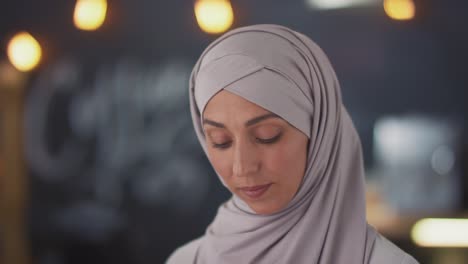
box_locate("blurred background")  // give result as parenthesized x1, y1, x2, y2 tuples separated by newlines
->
(0, 0, 467, 263)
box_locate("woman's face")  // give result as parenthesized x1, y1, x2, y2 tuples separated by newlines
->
(203, 90, 309, 215)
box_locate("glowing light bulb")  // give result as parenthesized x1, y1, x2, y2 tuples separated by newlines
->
(383, 0, 415, 21)
(411, 218, 468, 247)
(74, 0, 108, 31)
(7, 32, 42, 72)
(195, 0, 234, 34)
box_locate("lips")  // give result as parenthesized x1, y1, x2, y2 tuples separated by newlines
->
(238, 183, 272, 199)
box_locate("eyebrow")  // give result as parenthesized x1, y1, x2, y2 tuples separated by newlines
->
(203, 113, 280, 128)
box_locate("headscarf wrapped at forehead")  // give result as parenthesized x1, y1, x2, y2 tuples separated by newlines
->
(194, 50, 314, 137)
(188, 24, 376, 264)
(192, 25, 342, 138)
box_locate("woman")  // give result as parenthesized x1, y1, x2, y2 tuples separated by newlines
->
(167, 24, 419, 264)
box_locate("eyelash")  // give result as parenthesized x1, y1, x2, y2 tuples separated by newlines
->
(211, 133, 282, 149)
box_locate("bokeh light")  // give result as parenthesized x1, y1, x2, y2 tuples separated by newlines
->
(384, 0, 415, 21)
(306, 0, 375, 10)
(412, 218, 468, 247)
(7, 32, 42, 72)
(74, 0, 108, 31)
(194, 0, 234, 34)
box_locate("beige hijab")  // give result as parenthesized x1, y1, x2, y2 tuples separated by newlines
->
(188, 24, 377, 263)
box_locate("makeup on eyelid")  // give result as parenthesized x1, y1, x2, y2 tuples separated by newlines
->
(211, 133, 283, 149)
(207, 126, 284, 149)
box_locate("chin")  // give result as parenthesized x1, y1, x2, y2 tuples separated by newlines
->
(248, 202, 283, 215)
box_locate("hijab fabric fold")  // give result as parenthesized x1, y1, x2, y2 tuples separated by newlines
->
(189, 24, 377, 264)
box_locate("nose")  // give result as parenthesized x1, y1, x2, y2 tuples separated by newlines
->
(232, 139, 260, 178)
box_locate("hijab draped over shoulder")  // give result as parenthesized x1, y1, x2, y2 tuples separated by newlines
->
(186, 24, 377, 264)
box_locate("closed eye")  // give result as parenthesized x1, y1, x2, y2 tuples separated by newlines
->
(212, 133, 282, 149)
(212, 141, 232, 149)
(256, 133, 282, 144)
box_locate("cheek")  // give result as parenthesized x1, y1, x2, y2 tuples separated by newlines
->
(262, 150, 287, 173)
(207, 149, 233, 182)
(262, 139, 307, 184)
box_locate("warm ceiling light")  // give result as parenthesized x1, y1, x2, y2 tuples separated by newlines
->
(195, 0, 234, 34)
(411, 218, 468, 247)
(7, 32, 42, 72)
(74, 0, 108, 31)
(383, 0, 415, 21)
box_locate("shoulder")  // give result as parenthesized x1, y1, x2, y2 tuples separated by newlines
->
(369, 232, 419, 264)
(165, 237, 203, 264)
